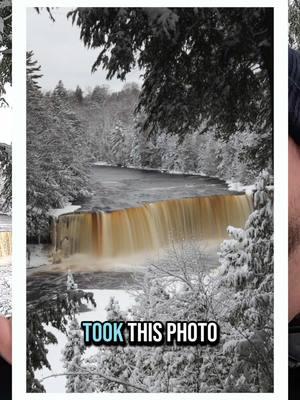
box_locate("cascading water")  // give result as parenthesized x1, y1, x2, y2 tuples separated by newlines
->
(0, 232, 12, 257)
(53, 194, 252, 259)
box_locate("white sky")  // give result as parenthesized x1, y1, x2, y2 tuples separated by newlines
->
(27, 8, 143, 93)
(0, 85, 12, 145)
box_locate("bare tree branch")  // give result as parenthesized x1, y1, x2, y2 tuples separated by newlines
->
(39, 370, 149, 393)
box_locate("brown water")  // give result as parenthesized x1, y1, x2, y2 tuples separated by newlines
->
(0, 214, 12, 257)
(0, 232, 12, 257)
(54, 193, 252, 259)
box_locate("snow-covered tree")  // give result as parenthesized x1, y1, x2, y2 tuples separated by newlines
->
(74, 85, 83, 104)
(27, 54, 92, 241)
(27, 289, 96, 392)
(218, 170, 273, 392)
(93, 297, 136, 392)
(159, 133, 180, 171)
(67, 270, 78, 291)
(0, 142, 11, 211)
(91, 85, 108, 105)
(69, 7, 272, 161)
(62, 317, 87, 392)
(0, 0, 11, 105)
(110, 124, 128, 166)
(176, 132, 200, 173)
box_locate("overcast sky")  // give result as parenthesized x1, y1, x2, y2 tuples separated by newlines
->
(27, 8, 143, 93)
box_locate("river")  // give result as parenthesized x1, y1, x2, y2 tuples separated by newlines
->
(0, 214, 11, 232)
(74, 165, 238, 211)
(27, 166, 251, 301)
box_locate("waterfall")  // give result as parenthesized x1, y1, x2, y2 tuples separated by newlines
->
(0, 232, 12, 257)
(54, 194, 252, 259)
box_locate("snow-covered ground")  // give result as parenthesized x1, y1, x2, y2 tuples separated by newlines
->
(26, 244, 52, 270)
(226, 180, 255, 195)
(0, 263, 12, 317)
(49, 203, 81, 218)
(35, 289, 134, 393)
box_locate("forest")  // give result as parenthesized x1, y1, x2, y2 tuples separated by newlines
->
(27, 7, 274, 394)
(0, 0, 12, 213)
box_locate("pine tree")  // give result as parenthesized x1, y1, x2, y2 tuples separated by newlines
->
(91, 85, 108, 104)
(110, 124, 125, 165)
(62, 317, 86, 392)
(26, 51, 42, 89)
(27, 290, 96, 392)
(0, 0, 12, 105)
(27, 58, 58, 240)
(100, 298, 132, 391)
(218, 170, 273, 392)
(53, 80, 68, 98)
(27, 55, 92, 241)
(74, 85, 83, 104)
(67, 270, 78, 291)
